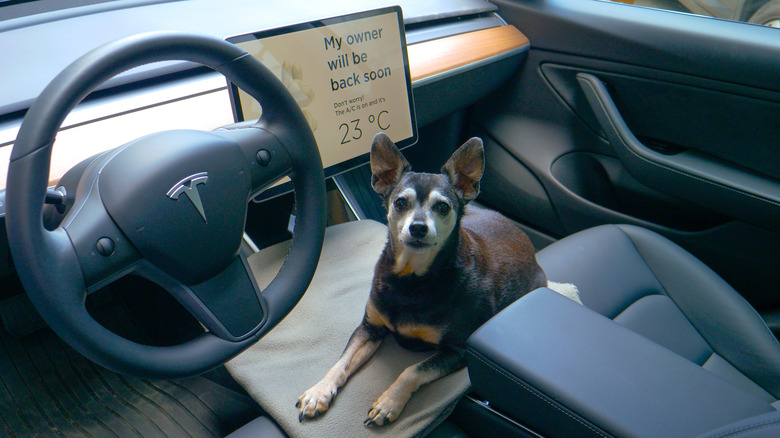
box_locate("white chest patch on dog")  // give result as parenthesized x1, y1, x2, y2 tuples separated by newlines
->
(393, 249, 435, 276)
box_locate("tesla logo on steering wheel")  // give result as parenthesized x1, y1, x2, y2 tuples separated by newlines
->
(166, 172, 209, 223)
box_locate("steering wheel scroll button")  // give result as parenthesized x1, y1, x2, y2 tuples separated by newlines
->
(96, 237, 115, 257)
(256, 149, 272, 166)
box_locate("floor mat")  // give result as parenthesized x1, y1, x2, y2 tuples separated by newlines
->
(0, 326, 261, 437)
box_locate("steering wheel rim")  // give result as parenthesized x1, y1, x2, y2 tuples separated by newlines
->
(5, 31, 327, 379)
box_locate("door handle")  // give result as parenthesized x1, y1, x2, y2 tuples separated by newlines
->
(576, 72, 780, 232)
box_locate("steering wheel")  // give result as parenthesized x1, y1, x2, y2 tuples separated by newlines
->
(5, 32, 326, 379)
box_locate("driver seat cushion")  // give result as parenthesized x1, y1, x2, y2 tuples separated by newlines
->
(226, 219, 470, 438)
(536, 224, 780, 402)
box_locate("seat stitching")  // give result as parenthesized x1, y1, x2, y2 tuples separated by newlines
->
(596, 226, 667, 320)
(610, 292, 663, 322)
(611, 294, 714, 366)
(705, 417, 780, 438)
(469, 352, 609, 438)
(614, 224, 780, 399)
(611, 225, 719, 353)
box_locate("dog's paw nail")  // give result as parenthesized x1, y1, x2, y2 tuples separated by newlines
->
(299, 412, 304, 423)
(295, 400, 301, 408)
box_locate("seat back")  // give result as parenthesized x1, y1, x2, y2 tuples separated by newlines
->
(537, 224, 780, 401)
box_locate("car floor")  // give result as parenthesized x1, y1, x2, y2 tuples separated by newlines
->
(0, 290, 262, 437)
(0, 177, 359, 438)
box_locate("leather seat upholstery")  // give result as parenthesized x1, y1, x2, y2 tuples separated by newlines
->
(530, 224, 780, 436)
(537, 224, 780, 401)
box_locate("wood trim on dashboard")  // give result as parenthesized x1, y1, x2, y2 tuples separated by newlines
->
(407, 25, 530, 82)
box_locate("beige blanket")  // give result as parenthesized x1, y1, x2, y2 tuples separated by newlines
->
(226, 220, 470, 438)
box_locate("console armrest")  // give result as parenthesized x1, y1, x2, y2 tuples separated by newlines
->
(466, 288, 775, 438)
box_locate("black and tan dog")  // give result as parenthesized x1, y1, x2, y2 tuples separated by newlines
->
(296, 133, 579, 426)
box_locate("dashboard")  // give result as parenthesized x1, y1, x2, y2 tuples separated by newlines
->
(0, 0, 529, 277)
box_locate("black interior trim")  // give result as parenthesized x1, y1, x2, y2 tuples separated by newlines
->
(577, 72, 780, 233)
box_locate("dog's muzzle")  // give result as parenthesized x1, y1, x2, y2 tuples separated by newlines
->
(409, 221, 428, 239)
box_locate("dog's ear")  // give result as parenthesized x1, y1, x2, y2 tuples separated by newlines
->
(370, 133, 411, 195)
(442, 137, 484, 202)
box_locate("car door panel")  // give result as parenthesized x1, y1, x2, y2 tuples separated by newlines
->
(472, 0, 780, 311)
(577, 72, 780, 232)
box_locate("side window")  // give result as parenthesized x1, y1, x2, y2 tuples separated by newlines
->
(604, 0, 780, 27)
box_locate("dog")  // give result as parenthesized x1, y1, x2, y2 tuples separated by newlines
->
(296, 133, 580, 426)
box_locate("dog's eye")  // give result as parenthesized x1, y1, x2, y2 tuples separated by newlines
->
(436, 201, 451, 216)
(394, 197, 408, 211)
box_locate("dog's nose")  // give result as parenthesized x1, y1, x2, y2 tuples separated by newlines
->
(409, 222, 428, 238)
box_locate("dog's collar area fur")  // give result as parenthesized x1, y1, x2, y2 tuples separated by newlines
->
(392, 246, 437, 276)
(397, 263, 415, 276)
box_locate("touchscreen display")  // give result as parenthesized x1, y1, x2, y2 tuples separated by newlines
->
(227, 7, 417, 182)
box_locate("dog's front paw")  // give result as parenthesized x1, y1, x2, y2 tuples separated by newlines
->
(296, 380, 338, 421)
(364, 387, 411, 426)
